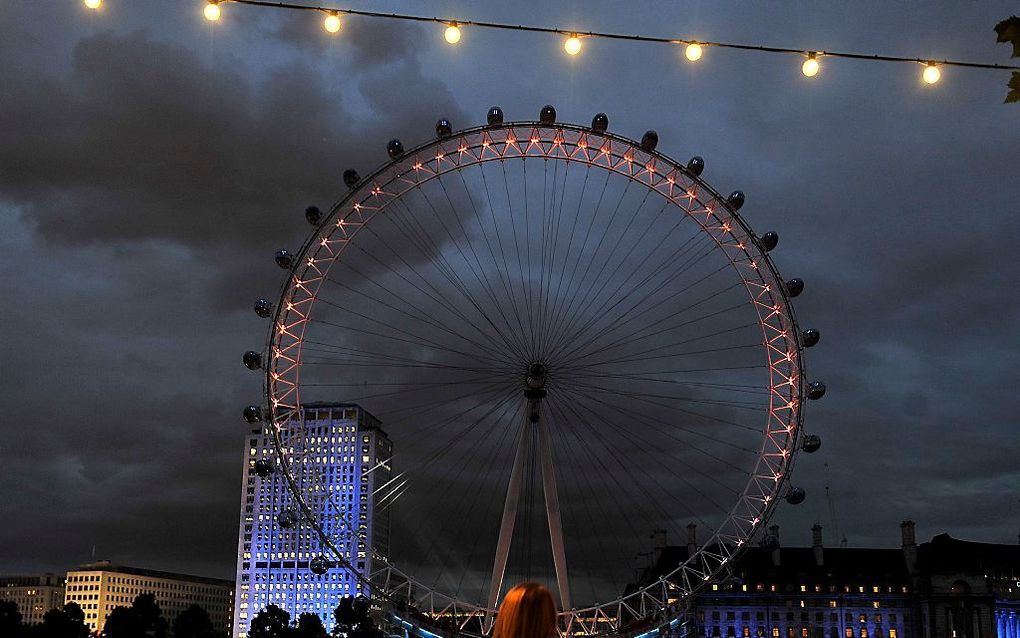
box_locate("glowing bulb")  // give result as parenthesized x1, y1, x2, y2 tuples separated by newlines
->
(685, 43, 703, 62)
(802, 54, 819, 77)
(922, 64, 941, 85)
(444, 24, 461, 44)
(204, 2, 221, 22)
(84, 0, 102, 9)
(323, 13, 341, 34)
(564, 35, 582, 56)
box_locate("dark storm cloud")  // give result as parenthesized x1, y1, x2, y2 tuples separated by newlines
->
(0, 0, 1018, 601)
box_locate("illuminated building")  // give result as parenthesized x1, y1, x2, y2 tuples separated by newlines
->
(232, 403, 392, 638)
(632, 522, 1020, 638)
(63, 561, 233, 634)
(0, 574, 65, 625)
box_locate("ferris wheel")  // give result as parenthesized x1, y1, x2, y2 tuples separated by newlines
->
(242, 105, 824, 637)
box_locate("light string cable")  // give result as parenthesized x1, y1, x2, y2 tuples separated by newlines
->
(198, 0, 1020, 78)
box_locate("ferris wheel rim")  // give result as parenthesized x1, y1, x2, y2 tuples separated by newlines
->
(261, 119, 809, 636)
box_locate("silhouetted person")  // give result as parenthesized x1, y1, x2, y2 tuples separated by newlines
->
(493, 583, 557, 638)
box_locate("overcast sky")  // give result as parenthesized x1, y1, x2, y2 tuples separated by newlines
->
(1, 1, 1018, 583)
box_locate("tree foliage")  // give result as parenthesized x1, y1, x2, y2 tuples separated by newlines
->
(102, 593, 169, 638)
(249, 605, 292, 638)
(294, 613, 328, 638)
(173, 604, 218, 638)
(1, 600, 23, 637)
(995, 16, 1020, 103)
(36, 603, 91, 638)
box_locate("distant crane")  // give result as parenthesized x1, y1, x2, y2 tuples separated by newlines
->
(824, 463, 848, 548)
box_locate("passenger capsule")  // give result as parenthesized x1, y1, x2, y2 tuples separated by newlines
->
(539, 105, 556, 124)
(254, 459, 274, 478)
(305, 206, 322, 226)
(802, 434, 822, 453)
(243, 405, 263, 423)
(343, 169, 360, 188)
(487, 106, 504, 126)
(726, 191, 745, 210)
(801, 328, 820, 348)
(785, 278, 804, 297)
(386, 139, 404, 159)
(785, 486, 806, 505)
(274, 249, 293, 269)
(310, 555, 330, 575)
(761, 534, 780, 551)
(759, 231, 779, 252)
(278, 508, 298, 529)
(687, 156, 705, 176)
(807, 381, 826, 400)
(243, 351, 262, 371)
(254, 298, 273, 319)
(640, 130, 659, 152)
(591, 112, 609, 133)
(435, 118, 453, 138)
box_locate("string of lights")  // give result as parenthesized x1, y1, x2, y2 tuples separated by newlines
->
(80, 0, 1020, 86)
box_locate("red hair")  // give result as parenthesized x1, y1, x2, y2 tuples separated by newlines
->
(493, 583, 557, 638)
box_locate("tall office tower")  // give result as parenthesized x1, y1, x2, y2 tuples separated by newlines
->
(232, 403, 392, 638)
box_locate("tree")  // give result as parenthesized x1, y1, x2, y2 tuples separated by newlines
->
(36, 603, 90, 638)
(0, 600, 23, 638)
(994, 16, 1020, 102)
(331, 597, 378, 638)
(172, 605, 215, 638)
(294, 613, 327, 638)
(133, 593, 169, 638)
(249, 605, 291, 638)
(102, 606, 142, 638)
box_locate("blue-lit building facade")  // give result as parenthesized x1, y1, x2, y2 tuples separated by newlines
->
(232, 403, 392, 638)
(632, 522, 1020, 638)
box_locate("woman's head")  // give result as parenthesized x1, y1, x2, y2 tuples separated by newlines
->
(493, 583, 557, 638)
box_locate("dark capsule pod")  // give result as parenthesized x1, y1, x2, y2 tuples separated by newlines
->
(305, 206, 322, 226)
(254, 459, 274, 478)
(278, 508, 298, 529)
(243, 351, 262, 371)
(310, 555, 330, 575)
(785, 486, 806, 505)
(591, 112, 609, 133)
(759, 231, 779, 252)
(726, 190, 745, 211)
(343, 169, 360, 188)
(785, 278, 804, 297)
(761, 534, 780, 551)
(640, 130, 659, 152)
(243, 405, 263, 424)
(386, 139, 404, 159)
(539, 104, 556, 124)
(687, 156, 705, 176)
(801, 328, 820, 348)
(487, 106, 504, 126)
(254, 298, 273, 319)
(802, 434, 822, 453)
(435, 118, 453, 138)
(807, 381, 826, 400)
(274, 249, 293, 269)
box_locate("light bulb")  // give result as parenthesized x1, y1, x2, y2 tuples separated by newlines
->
(564, 35, 582, 56)
(802, 55, 819, 78)
(444, 24, 461, 44)
(685, 43, 703, 62)
(922, 64, 941, 85)
(204, 2, 221, 22)
(84, 0, 102, 9)
(323, 13, 341, 34)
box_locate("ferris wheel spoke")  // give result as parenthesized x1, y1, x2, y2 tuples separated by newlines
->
(386, 195, 532, 363)
(561, 321, 759, 372)
(553, 371, 769, 396)
(547, 232, 722, 364)
(548, 390, 720, 532)
(550, 254, 733, 365)
(343, 234, 520, 364)
(411, 180, 532, 361)
(299, 340, 512, 375)
(551, 377, 764, 412)
(321, 268, 514, 364)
